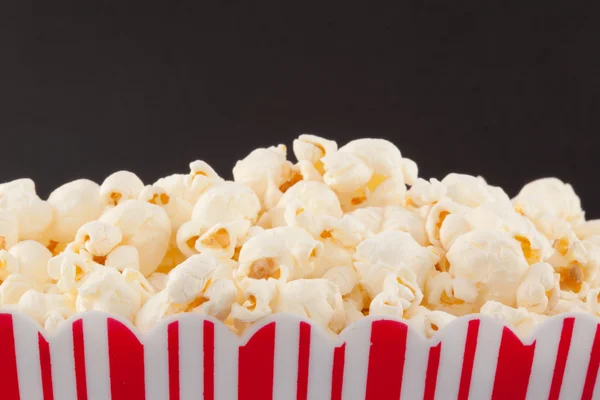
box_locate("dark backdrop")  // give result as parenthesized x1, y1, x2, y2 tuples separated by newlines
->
(2, 3, 599, 216)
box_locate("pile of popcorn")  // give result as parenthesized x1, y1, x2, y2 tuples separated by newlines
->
(1, 135, 600, 338)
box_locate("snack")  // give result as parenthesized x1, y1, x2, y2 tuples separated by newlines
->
(1, 135, 598, 339)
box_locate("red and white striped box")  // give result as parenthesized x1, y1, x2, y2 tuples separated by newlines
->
(1, 310, 599, 400)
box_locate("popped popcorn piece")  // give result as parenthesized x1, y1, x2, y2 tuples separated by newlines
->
(47, 251, 92, 297)
(0, 210, 19, 250)
(0, 273, 42, 305)
(343, 301, 365, 327)
(586, 288, 600, 316)
(100, 171, 145, 208)
(292, 134, 337, 171)
(348, 207, 384, 234)
(423, 310, 457, 338)
(401, 158, 419, 186)
(44, 308, 73, 333)
(122, 268, 155, 304)
(425, 199, 470, 247)
(311, 239, 354, 278)
(381, 206, 428, 246)
(275, 279, 345, 333)
(184, 160, 224, 205)
(575, 219, 600, 240)
(0, 178, 36, 195)
(480, 300, 548, 337)
(237, 227, 323, 282)
(446, 230, 529, 307)
(321, 265, 359, 296)
(105, 245, 140, 271)
(135, 290, 180, 333)
(147, 272, 169, 292)
(322, 151, 372, 194)
(47, 179, 103, 243)
(74, 220, 123, 257)
(195, 220, 251, 259)
(0, 189, 53, 240)
(9, 240, 53, 284)
(369, 272, 423, 318)
(18, 290, 75, 326)
(100, 200, 171, 276)
(516, 262, 559, 313)
(338, 138, 404, 182)
(354, 231, 438, 298)
(513, 178, 584, 227)
(275, 181, 343, 221)
(441, 173, 512, 209)
(229, 277, 278, 323)
(425, 271, 478, 312)
(139, 184, 193, 232)
(0, 250, 19, 281)
(405, 178, 446, 208)
(191, 181, 261, 225)
(75, 267, 142, 321)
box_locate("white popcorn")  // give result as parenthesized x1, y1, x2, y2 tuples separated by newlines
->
(354, 231, 439, 298)
(275, 181, 343, 220)
(44, 309, 73, 333)
(516, 262, 559, 313)
(369, 271, 423, 318)
(9, 240, 52, 284)
(237, 227, 323, 282)
(367, 176, 407, 207)
(0, 178, 36, 195)
(47, 179, 103, 243)
(184, 160, 224, 205)
(369, 291, 410, 319)
(425, 200, 470, 247)
(425, 271, 476, 310)
(292, 160, 324, 183)
(47, 251, 92, 297)
(192, 181, 261, 225)
(195, 220, 251, 259)
(100, 171, 145, 208)
(176, 218, 206, 257)
(0, 273, 42, 305)
(147, 272, 169, 292)
(74, 220, 123, 257)
(586, 288, 600, 316)
(401, 158, 419, 186)
(18, 290, 75, 326)
(105, 245, 140, 271)
(153, 173, 188, 199)
(139, 185, 193, 233)
(135, 290, 180, 333)
(321, 265, 359, 296)
(0, 189, 53, 241)
(319, 214, 372, 248)
(100, 200, 171, 276)
(230, 277, 278, 323)
(423, 310, 457, 338)
(447, 230, 529, 307)
(405, 178, 446, 208)
(233, 145, 293, 207)
(381, 206, 428, 246)
(293, 134, 337, 169)
(338, 138, 404, 180)
(348, 207, 384, 234)
(442, 173, 512, 209)
(343, 301, 365, 327)
(275, 279, 345, 333)
(0, 210, 19, 250)
(311, 240, 354, 278)
(122, 268, 155, 304)
(0, 250, 20, 281)
(75, 267, 142, 321)
(322, 151, 372, 193)
(513, 178, 584, 227)
(480, 300, 547, 337)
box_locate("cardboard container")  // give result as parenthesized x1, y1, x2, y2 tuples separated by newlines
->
(0, 310, 599, 400)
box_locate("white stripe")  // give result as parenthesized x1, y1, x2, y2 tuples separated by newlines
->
(593, 370, 600, 400)
(560, 316, 597, 400)
(82, 314, 111, 400)
(526, 316, 564, 400)
(469, 317, 503, 399)
(50, 318, 78, 400)
(178, 315, 204, 400)
(13, 314, 44, 400)
(307, 326, 336, 400)
(214, 321, 238, 400)
(434, 317, 469, 400)
(340, 317, 372, 400)
(144, 322, 170, 400)
(273, 318, 301, 400)
(399, 327, 428, 400)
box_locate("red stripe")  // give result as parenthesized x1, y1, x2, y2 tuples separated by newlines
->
(296, 322, 311, 400)
(0, 314, 20, 400)
(365, 320, 408, 400)
(423, 343, 441, 400)
(203, 321, 215, 400)
(38, 333, 54, 400)
(168, 322, 180, 400)
(549, 317, 575, 400)
(107, 318, 145, 400)
(457, 319, 480, 400)
(238, 322, 276, 400)
(491, 327, 536, 400)
(331, 344, 346, 400)
(72, 319, 88, 400)
(582, 324, 600, 400)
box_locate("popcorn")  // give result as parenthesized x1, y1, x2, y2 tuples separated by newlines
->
(236, 227, 323, 282)
(338, 138, 404, 182)
(480, 300, 548, 337)
(516, 262, 559, 313)
(401, 158, 419, 186)
(275, 279, 345, 333)
(74, 220, 123, 257)
(321, 265, 359, 296)
(184, 160, 224, 204)
(139, 184, 193, 233)
(75, 267, 142, 321)
(100, 200, 171, 276)
(354, 231, 438, 298)
(322, 152, 372, 194)
(47, 251, 92, 297)
(0, 273, 42, 305)
(292, 134, 337, 171)
(0, 210, 19, 250)
(135, 290, 179, 333)
(446, 230, 529, 307)
(381, 206, 428, 246)
(9, 240, 53, 284)
(194, 220, 251, 259)
(229, 277, 278, 323)
(17, 290, 75, 327)
(575, 219, 600, 240)
(405, 178, 446, 208)
(47, 179, 103, 243)
(425, 200, 470, 247)
(441, 173, 512, 209)
(147, 272, 169, 292)
(105, 245, 140, 271)
(369, 271, 423, 318)
(191, 181, 261, 225)
(0, 250, 19, 281)
(423, 310, 457, 338)
(100, 171, 145, 208)
(0, 188, 53, 240)
(0, 178, 36, 195)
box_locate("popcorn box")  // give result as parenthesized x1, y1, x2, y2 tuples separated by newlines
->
(1, 311, 599, 400)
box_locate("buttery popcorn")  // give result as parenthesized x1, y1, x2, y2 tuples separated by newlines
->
(1, 134, 599, 338)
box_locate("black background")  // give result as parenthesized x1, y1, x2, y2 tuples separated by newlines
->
(2, 3, 599, 216)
